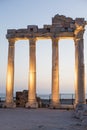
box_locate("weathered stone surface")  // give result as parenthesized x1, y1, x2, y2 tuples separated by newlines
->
(16, 90, 42, 108)
(3, 102, 16, 108)
(27, 25, 38, 33)
(7, 29, 16, 34)
(44, 25, 52, 29)
(5, 14, 87, 110)
(75, 18, 86, 28)
(16, 90, 28, 107)
(82, 118, 87, 127)
(16, 29, 28, 33)
(74, 104, 87, 128)
(83, 105, 87, 116)
(6, 14, 86, 40)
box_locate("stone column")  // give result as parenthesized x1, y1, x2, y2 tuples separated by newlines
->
(74, 35, 86, 106)
(50, 37, 60, 108)
(26, 38, 38, 108)
(4, 39, 16, 108)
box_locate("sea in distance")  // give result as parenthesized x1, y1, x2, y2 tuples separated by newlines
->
(0, 93, 87, 101)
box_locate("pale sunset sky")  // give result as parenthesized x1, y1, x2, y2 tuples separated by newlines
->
(0, 0, 87, 95)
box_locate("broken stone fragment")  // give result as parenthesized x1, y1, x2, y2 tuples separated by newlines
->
(27, 25, 38, 33)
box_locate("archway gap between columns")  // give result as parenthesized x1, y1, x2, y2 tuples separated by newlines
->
(36, 39, 52, 95)
(59, 39, 75, 95)
(14, 40, 29, 94)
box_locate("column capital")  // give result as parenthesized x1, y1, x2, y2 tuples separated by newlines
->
(51, 37, 59, 46)
(8, 38, 16, 46)
(74, 35, 84, 47)
(74, 18, 85, 39)
(51, 36, 59, 41)
(74, 28, 84, 39)
(29, 37, 36, 42)
(29, 38, 37, 47)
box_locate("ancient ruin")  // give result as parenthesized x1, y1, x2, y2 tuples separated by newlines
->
(4, 14, 87, 108)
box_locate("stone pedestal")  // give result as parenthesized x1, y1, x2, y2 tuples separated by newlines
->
(50, 38, 60, 108)
(3, 102, 16, 108)
(4, 39, 16, 108)
(26, 38, 38, 108)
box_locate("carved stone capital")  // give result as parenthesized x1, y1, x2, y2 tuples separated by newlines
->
(29, 37, 36, 42)
(8, 38, 16, 46)
(75, 18, 86, 27)
(52, 38, 59, 48)
(74, 37, 84, 48)
(29, 38, 36, 47)
(74, 18, 86, 40)
(51, 36, 59, 43)
(74, 29, 84, 39)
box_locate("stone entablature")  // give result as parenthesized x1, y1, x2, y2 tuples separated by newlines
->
(6, 14, 86, 40)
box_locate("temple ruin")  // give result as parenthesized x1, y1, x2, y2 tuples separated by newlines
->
(4, 14, 87, 108)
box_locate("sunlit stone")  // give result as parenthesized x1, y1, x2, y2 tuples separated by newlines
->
(5, 14, 87, 108)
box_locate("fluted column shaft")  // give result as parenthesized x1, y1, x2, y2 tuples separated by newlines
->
(51, 38, 60, 108)
(75, 37, 85, 105)
(5, 39, 16, 108)
(26, 38, 37, 108)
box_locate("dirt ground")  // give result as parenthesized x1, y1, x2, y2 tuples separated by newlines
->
(0, 108, 86, 130)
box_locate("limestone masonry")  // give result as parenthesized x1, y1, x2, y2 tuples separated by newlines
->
(6, 14, 86, 40)
(4, 14, 87, 109)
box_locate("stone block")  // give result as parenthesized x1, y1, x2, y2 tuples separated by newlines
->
(75, 110, 83, 119)
(61, 28, 65, 32)
(38, 28, 44, 33)
(70, 23, 75, 29)
(43, 25, 52, 33)
(6, 34, 16, 38)
(52, 14, 73, 26)
(74, 104, 87, 120)
(16, 90, 28, 107)
(16, 29, 28, 33)
(7, 29, 16, 34)
(82, 117, 87, 127)
(44, 25, 52, 29)
(6, 14, 86, 40)
(68, 28, 73, 32)
(16, 90, 41, 108)
(75, 18, 86, 29)
(83, 104, 87, 116)
(27, 25, 38, 33)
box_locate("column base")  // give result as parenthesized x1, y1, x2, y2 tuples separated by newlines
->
(3, 102, 16, 108)
(74, 104, 87, 119)
(50, 102, 60, 109)
(74, 101, 86, 109)
(25, 101, 38, 109)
